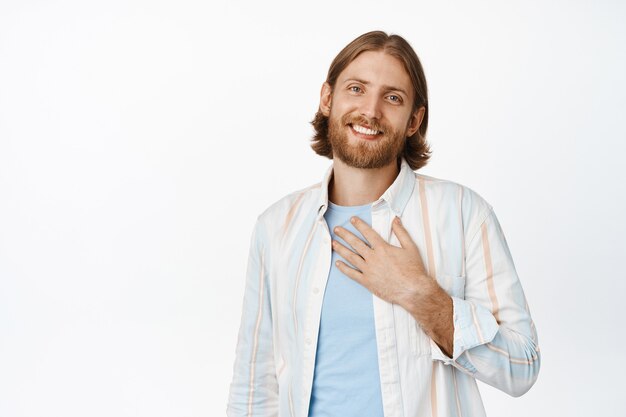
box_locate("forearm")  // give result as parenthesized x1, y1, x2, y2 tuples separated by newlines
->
(402, 276, 454, 358)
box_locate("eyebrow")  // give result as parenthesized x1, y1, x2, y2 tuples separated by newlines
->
(342, 78, 409, 98)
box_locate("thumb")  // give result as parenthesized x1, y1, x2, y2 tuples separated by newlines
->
(392, 216, 417, 249)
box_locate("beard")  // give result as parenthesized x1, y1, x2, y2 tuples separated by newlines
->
(327, 111, 406, 169)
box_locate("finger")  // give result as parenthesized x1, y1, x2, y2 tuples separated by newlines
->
(332, 240, 366, 270)
(333, 226, 373, 256)
(349, 216, 385, 249)
(391, 216, 417, 249)
(335, 259, 364, 283)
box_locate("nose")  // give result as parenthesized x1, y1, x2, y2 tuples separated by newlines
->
(359, 94, 383, 121)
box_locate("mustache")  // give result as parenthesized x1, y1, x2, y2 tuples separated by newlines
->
(341, 114, 388, 134)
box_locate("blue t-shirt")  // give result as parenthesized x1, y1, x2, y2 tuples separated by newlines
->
(307, 201, 384, 417)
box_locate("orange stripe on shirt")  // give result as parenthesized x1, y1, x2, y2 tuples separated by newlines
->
(486, 342, 540, 365)
(481, 222, 500, 323)
(419, 177, 437, 278)
(470, 302, 485, 344)
(292, 221, 318, 334)
(283, 191, 306, 237)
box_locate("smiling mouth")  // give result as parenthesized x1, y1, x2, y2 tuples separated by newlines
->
(349, 123, 383, 137)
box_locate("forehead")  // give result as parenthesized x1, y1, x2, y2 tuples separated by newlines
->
(337, 50, 412, 93)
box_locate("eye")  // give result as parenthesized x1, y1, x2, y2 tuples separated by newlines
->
(388, 94, 402, 103)
(349, 85, 363, 93)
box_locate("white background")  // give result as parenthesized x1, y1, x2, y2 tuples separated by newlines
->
(1, 0, 625, 416)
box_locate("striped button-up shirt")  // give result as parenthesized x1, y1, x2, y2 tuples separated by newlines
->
(227, 158, 540, 417)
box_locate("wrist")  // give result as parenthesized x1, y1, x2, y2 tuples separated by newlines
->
(402, 273, 437, 317)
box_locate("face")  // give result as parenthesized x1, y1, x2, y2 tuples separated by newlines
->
(320, 50, 424, 169)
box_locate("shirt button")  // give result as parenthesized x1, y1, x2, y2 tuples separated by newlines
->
(313, 287, 319, 294)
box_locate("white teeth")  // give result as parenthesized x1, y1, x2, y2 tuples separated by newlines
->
(352, 124, 380, 136)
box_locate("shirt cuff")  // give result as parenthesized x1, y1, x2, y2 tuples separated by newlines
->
(431, 296, 499, 364)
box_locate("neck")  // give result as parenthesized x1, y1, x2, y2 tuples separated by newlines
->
(328, 157, 400, 206)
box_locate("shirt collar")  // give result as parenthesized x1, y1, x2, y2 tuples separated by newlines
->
(317, 157, 416, 217)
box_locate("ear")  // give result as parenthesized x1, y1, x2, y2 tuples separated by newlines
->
(319, 82, 332, 117)
(406, 106, 426, 137)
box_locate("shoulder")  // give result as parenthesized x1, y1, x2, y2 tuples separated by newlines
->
(413, 171, 494, 232)
(255, 182, 323, 230)
(415, 171, 490, 207)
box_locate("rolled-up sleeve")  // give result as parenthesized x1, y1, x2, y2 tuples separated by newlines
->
(227, 219, 279, 416)
(431, 208, 541, 397)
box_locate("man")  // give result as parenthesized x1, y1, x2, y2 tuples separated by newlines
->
(227, 31, 540, 417)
